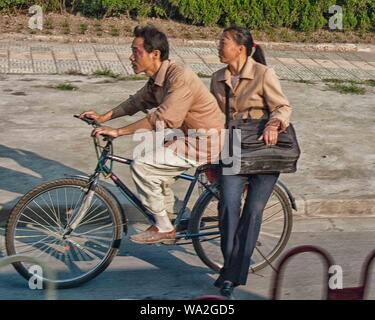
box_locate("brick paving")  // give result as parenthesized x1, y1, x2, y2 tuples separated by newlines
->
(0, 39, 374, 81)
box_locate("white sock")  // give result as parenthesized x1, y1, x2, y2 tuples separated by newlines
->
(153, 211, 174, 232)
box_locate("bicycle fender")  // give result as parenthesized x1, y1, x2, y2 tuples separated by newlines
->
(277, 180, 297, 211)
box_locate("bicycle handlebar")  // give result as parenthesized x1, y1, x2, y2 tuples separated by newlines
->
(73, 114, 114, 142)
(73, 114, 102, 128)
(74, 114, 114, 170)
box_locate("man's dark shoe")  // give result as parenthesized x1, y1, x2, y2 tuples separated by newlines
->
(220, 281, 235, 299)
(130, 225, 176, 244)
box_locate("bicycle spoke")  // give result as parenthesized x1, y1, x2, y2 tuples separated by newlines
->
(15, 234, 50, 239)
(47, 191, 59, 223)
(73, 233, 113, 242)
(64, 187, 70, 225)
(28, 201, 61, 230)
(14, 234, 53, 250)
(84, 198, 100, 219)
(79, 229, 114, 236)
(67, 238, 106, 260)
(264, 201, 280, 211)
(19, 214, 60, 237)
(73, 223, 114, 236)
(40, 194, 62, 228)
(76, 208, 110, 228)
(79, 200, 101, 224)
(35, 238, 63, 258)
(70, 241, 91, 262)
(63, 247, 84, 274)
(17, 237, 59, 256)
(258, 231, 281, 239)
(55, 189, 62, 227)
(14, 227, 44, 233)
(199, 236, 221, 243)
(18, 220, 63, 240)
(71, 241, 95, 262)
(78, 237, 108, 255)
(67, 196, 102, 230)
(72, 189, 85, 215)
(199, 224, 219, 231)
(262, 208, 284, 224)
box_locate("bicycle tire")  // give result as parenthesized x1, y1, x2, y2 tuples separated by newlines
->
(6, 178, 123, 289)
(188, 182, 293, 273)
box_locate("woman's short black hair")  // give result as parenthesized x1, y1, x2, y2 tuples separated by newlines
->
(133, 25, 169, 61)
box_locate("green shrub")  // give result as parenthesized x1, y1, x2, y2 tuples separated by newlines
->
(102, 0, 138, 15)
(74, 0, 106, 18)
(79, 23, 87, 34)
(1, 0, 374, 31)
(170, 0, 222, 25)
(0, 0, 28, 10)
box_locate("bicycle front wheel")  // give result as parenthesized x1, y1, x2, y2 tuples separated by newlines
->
(6, 178, 123, 288)
(189, 183, 293, 273)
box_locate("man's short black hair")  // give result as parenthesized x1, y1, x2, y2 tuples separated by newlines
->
(133, 25, 169, 61)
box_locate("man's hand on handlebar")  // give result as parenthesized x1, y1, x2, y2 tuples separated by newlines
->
(92, 126, 120, 139)
(79, 110, 107, 123)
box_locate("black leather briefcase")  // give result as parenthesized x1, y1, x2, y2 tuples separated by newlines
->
(222, 85, 301, 174)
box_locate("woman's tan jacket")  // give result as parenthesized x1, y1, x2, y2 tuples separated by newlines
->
(210, 58, 292, 131)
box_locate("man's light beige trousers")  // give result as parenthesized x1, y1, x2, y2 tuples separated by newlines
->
(130, 147, 202, 224)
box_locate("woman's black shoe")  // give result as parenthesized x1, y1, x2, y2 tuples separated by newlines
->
(220, 281, 234, 299)
(214, 276, 224, 288)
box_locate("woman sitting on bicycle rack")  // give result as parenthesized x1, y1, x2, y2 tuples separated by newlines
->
(80, 26, 224, 244)
(210, 26, 293, 298)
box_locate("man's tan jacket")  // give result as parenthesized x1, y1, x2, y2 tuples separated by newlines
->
(113, 60, 225, 163)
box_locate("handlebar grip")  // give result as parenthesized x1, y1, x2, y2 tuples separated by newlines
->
(74, 114, 101, 127)
(74, 115, 113, 142)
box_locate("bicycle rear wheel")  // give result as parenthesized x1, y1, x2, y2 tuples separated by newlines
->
(6, 178, 123, 288)
(189, 183, 293, 273)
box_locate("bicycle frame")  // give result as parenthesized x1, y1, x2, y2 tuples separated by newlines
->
(64, 123, 219, 241)
(102, 149, 219, 241)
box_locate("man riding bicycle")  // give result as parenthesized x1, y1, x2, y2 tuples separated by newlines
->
(80, 26, 224, 244)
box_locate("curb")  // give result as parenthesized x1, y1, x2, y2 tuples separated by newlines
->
(2, 197, 375, 227)
(293, 196, 375, 218)
(1, 33, 375, 53)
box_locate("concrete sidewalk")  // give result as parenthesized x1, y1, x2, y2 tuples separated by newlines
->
(0, 72, 374, 224)
(0, 38, 375, 81)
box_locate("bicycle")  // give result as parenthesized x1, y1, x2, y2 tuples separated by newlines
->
(5, 115, 297, 288)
